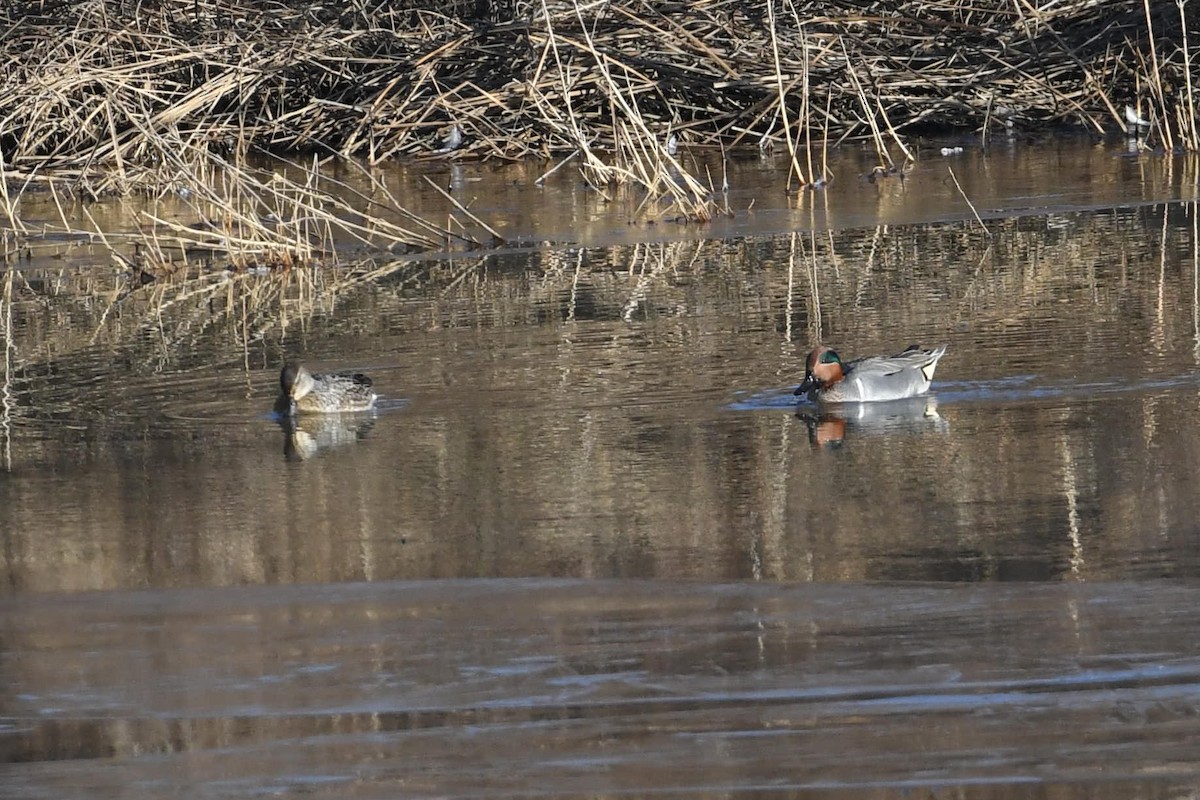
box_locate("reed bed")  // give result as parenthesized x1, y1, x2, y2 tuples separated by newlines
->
(0, 142, 495, 282)
(2, 0, 1197, 196)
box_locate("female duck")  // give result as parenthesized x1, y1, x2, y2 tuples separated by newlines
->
(794, 344, 946, 403)
(275, 363, 377, 415)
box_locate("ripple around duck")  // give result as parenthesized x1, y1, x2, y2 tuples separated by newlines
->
(727, 371, 1200, 413)
(725, 387, 799, 411)
(935, 372, 1200, 405)
(161, 396, 408, 427)
(158, 398, 277, 426)
(7, 359, 410, 433)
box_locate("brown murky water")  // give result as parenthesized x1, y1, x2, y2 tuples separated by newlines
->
(4, 138, 1200, 797)
(5, 581, 1200, 799)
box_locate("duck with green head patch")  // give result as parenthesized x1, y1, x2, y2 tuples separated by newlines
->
(794, 344, 946, 403)
(274, 363, 377, 415)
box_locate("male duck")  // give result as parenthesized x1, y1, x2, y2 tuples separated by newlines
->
(794, 344, 946, 403)
(274, 363, 377, 415)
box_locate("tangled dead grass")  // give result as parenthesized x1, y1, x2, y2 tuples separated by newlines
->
(0, 0, 1197, 230)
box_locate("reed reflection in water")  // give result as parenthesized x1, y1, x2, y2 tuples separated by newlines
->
(2, 203, 1200, 590)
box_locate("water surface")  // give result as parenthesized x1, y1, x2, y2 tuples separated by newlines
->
(4, 580, 1200, 799)
(3, 139, 1200, 797)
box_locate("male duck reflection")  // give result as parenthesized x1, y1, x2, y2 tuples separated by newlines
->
(794, 344, 947, 403)
(274, 363, 377, 415)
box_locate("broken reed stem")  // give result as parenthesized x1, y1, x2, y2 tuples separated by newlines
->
(420, 176, 505, 243)
(947, 165, 990, 237)
(842, 39, 892, 170)
(820, 87, 833, 184)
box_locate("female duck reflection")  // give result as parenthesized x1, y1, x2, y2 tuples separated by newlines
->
(274, 363, 379, 460)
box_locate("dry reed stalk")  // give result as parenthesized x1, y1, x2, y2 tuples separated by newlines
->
(536, 0, 719, 220)
(946, 165, 990, 236)
(1175, 0, 1198, 150)
(530, 2, 616, 191)
(1140, 0, 1172, 147)
(17, 141, 489, 276)
(766, 0, 810, 190)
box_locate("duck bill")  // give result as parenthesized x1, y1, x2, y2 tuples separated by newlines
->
(794, 373, 818, 396)
(273, 394, 297, 417)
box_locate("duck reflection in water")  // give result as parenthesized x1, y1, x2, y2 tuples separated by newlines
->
(272, 363, 379, 460)
(278, 414, 377, 461)
(796, 395, 948, 449)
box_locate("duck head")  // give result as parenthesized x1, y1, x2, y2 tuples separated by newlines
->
(794, 346, 845, 396)
(280, 363, 317, 403)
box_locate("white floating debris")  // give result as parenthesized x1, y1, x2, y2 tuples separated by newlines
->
(666, 134, 678, 156)
(435, 124, 464, 154)
(1124, 105, 1150, 129)
(940, 146, 964, 156)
